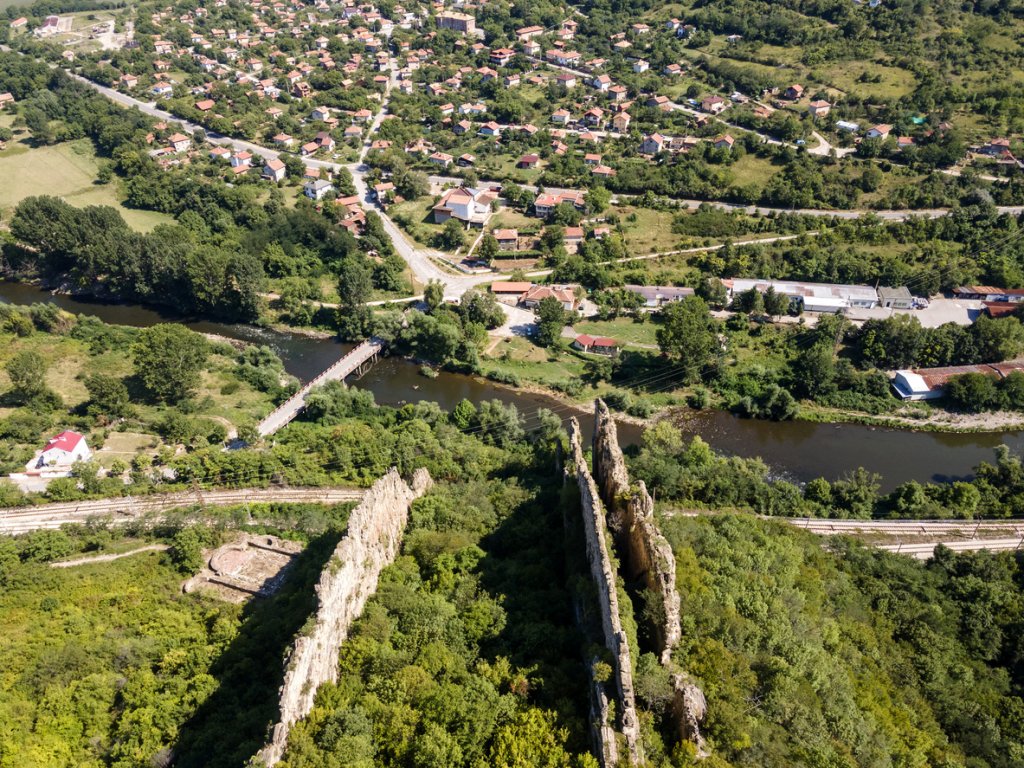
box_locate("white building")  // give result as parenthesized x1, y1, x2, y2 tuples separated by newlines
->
(36, 431, 92, 468)
(304, 179, 335, 200)
(431, 187, 496, 225)
(725, 278, 878, 312)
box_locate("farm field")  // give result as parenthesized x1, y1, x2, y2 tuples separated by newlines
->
(0, 139, 172, 231)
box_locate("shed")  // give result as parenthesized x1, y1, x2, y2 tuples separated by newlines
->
(878, 286, 914, 309)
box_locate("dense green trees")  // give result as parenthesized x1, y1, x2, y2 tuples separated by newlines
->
(656, 296, 718, 382)
(133, 325, 209, 404)
(663, 513, 1024, 768)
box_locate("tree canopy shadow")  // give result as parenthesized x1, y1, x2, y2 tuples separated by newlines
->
(172, 530, 342, 768)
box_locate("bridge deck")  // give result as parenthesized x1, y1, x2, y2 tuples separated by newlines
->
(257, 338, 386, 437)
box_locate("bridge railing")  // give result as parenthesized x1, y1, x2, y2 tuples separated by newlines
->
(257, 337, 387, 435)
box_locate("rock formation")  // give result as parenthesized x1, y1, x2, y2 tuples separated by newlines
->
(591, 399, 708, 754)
(257, 467, 430, 766)
(568, 417, 645, 767)
(592, 398, 682, 661)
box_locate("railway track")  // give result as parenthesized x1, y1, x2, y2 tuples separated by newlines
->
(878, 537, 1024, 560)
(0, 487, 366, 534)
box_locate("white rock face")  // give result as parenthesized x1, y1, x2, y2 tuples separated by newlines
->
(258, 467, 430, 766)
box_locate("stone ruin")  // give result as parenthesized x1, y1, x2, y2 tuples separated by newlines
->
(184, 534, 304, 603)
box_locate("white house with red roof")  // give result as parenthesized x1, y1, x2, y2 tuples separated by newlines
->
(35, 431, 92, 469)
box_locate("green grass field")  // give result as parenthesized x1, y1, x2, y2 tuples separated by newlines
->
(0, 139, 172, 232)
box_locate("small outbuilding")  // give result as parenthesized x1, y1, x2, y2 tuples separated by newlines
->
(877, 286, 914, 309)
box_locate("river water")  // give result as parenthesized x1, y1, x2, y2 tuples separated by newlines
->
(3, 281, 1023, 492)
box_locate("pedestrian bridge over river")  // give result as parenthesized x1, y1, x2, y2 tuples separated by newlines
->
(257, 338, 387, 437)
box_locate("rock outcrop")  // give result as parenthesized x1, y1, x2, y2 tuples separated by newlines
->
(591, 399, 708, 754)
(257, 468, 430, 766)
(568, 418, 645, 767)
(592, 399, 682, 661)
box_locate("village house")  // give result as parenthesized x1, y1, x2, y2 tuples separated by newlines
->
(168, 133, 192, 153)
(493, 229, 518, 251)
(263, 158, 287, 182)
(625, 284, 695, 309)
(866, 124, 893, 139)
(533, 189, 586, 217)
(611, 112, 631, 133)
(432, 187, 495, 225)
(640, 133, 666, 154)
(491, 281, 534, 304)
(783, 84, 804, 100)
(573, 334, 619, 356)
(523, 284, 577, 310)
(438, 11, 476, 34)
(517, 153, 540, 169)
(0, 92, 15, 109)
(808, 100, 831, 119)
(701, 95, 727, 114)
(304, 179, 335, 200)
(428, 151, 454, 167)
(34, 431, 91, 469)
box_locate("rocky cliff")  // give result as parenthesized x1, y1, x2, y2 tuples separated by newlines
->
(591, 400, 707, 753)
(568, 418, 645, 766)
(257, 467, 432, 766)
(592, 399, 682, 661)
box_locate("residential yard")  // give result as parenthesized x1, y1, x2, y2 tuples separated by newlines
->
(727, 153, 783, 192)
(388, 195, 443, 247)
(481, 336, 586, 388)
(574, 317, 660, 347)
(0, 139, 172, 232)
(606, 206, 682, 254)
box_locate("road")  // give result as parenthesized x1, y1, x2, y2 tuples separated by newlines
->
(0, 486, 365, 533)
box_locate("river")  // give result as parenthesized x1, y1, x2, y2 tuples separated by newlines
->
(2, 281, 1022, 492)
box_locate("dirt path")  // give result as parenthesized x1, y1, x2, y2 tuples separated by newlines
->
(50, 544, 169, 568)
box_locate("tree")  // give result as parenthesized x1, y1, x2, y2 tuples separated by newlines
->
(460, 289, 505, 329)
(478, 234, 500, 264)
(438, 218, 466, 251)
(535, 296, 566, 347)
(945, 373, 999, 412)
(337, 256, 374, 340)
(84, 373, 133, 420)
(586, 186, 611, 213)
(732, 286, 765, 315)
(168, 526, 207, 574)
(5, 351, 47, 401)
(132, 324, 209, 403)
(656, 296, 717, 382)
(697, 277, 728, 308)
(791, 343, 836, 399)
(763, 286, 790, 318)
(424, 280, 445, 313)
